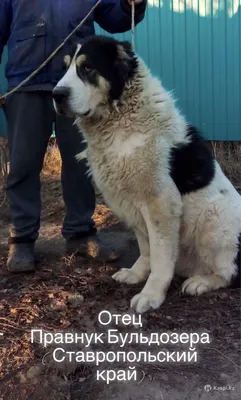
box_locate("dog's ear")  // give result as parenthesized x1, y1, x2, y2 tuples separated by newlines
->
(117, 41, 134, 61)
(117, 41, 137, 79)
(63, 55, 71, 69)
(110, 41, 137, 100)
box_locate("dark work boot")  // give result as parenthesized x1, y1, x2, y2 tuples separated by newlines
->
(65, 234, 119, 263)
(7, 243, 35, 273)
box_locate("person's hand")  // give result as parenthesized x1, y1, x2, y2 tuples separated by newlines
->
(127, 0, 144, 5)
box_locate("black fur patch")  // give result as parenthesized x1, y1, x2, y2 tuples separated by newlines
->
(231, 233, 241, 288)
(170, 127, 215, 195)
(74, 35, 138, 100)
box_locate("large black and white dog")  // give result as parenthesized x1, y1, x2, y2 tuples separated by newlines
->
(53, 36, 241, 314)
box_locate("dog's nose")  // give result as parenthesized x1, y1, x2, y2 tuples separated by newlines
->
(52, 86, 70, 103)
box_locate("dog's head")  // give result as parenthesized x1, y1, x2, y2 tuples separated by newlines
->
(53, 36, 137, 117)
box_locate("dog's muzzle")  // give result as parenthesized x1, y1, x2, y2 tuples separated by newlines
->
(52, 86, 90, 117)
(52, 86, 70, 114)
(53, 86, 70, 103)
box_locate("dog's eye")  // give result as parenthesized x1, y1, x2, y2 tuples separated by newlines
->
(84, 64, 93, 73)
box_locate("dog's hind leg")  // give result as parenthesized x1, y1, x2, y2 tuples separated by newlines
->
(182, 245, 240, 296)
(182, 273, 227, 295)
(112, 228, 150, 284)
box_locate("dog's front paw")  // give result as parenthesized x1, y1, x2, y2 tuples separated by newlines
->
(130, 291, 165, 314)
(112, 268, 144, 284)
(182, 275, 209, 296)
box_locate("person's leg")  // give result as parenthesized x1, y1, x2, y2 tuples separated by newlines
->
(5, 92, 54, 271)
(55, 114, 96, 238)
(55, 113, 119, 262)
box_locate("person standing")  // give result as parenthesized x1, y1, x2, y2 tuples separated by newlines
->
(0, 0, 147, 272)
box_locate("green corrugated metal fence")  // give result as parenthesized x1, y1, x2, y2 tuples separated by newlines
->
(1, 0, 241, 140)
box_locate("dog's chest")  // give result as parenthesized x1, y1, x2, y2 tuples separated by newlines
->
(90, 153, 143, 225)
(88, 133, 151, 194)
(89, 148, 136, 197)
(87, 136, 153, 226)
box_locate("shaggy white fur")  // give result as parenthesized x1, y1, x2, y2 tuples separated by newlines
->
(55, 48, 241, 314)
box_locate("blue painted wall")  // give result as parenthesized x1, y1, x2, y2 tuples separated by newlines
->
(96, 0, 241, 141)
(1, 0, 241, 140)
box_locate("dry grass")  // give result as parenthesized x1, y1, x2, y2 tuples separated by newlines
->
(211, 141, 241, 191)
(42, 140, 62, 177)
(0, 136, 8, 178)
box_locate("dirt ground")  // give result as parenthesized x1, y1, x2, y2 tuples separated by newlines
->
(0, 153, 240, 400)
